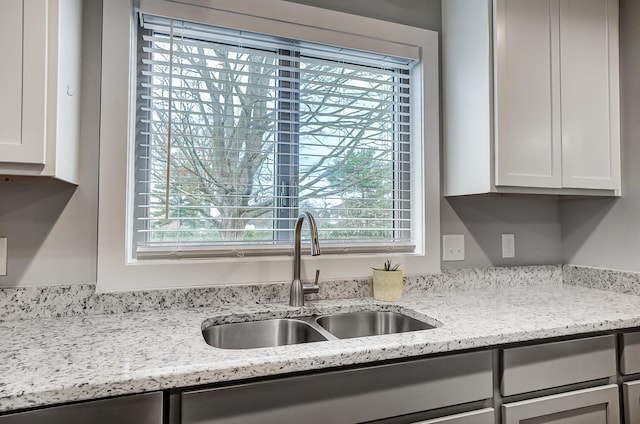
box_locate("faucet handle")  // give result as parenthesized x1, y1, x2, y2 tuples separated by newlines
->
(302, 269, 320, 296)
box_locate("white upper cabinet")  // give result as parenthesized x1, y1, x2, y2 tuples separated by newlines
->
(0, 0, 82, 184)
(495, 0, 562, 189)
(0, 2, 46, 165)
(443, 0, 620, 197)
(559, 0, 620, 190)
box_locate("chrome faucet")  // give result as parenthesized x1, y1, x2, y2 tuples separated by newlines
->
(289, 212, 321, 306)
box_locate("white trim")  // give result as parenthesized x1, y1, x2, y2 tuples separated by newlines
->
(139, 0, 421, 60)
(98, 0, 440, 291)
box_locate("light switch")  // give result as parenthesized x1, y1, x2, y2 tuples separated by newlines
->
(442, 235, 465, 261)
(0, 237, 6, 276)
(502, 233, 515, 258)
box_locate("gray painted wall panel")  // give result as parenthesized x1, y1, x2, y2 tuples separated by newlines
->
(561, 0, 640, 272)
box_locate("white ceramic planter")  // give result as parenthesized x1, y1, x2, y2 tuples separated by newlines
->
(372, 269, 404, 302)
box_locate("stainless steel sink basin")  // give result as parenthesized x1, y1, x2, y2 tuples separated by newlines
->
(316, 311, 435, 339)
(202, 318, 328, 349)
(202, 309, 437, 349)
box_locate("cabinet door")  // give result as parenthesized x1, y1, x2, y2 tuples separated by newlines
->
(495, 0, 562, 188)
(623, 381, 640, 424)
(560, 0, 620, 190)
(0, 0, 47, 165)
(502, 384, 620, 424)
(414, 408, 494, 424)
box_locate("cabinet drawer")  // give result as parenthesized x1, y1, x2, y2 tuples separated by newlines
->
(620, 331, 640, 375)
(0, 392, 163, 424)
(502, 384, 620, 424)
(180, 351, 493, 424)
(501, 335, 616, 396)
(414, 408, 494, 424)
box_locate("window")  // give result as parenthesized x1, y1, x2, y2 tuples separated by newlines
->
(135, 16, 414, 258)
(98, 0, 440, 290)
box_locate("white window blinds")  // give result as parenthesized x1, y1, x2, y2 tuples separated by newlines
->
(134, 15, 416, 258)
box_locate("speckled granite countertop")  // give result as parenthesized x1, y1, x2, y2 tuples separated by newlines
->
(2, 282, 640, 413)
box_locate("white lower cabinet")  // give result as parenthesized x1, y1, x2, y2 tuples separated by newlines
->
(623, 381, 640, 423)
(414, 408, 494, 424)
(502, 385, 620, 424)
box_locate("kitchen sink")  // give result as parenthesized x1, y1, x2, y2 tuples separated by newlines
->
(202, 318, 328, 349)
(316, 311, 436, 339)
(203, 310, 438, 349)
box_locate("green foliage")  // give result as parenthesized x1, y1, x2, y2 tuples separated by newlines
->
(372, 258, 401, 271)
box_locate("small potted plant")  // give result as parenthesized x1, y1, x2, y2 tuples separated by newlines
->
(372, 258, 404, 301)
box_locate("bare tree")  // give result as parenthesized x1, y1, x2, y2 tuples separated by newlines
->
(142, 39, 400, 243)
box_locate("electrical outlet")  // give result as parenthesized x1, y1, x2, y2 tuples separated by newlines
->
(502, 233, 515, 259)
(442, 235, 465, 261)
(0, 237, 6, 276)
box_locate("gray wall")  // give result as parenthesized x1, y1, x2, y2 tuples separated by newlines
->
(443, 197, 561, 268)
(286, 0, 442, 31)
(561, 0, 640, 272)
(0, 0, 563, 288)
(0, 0, 102, 288)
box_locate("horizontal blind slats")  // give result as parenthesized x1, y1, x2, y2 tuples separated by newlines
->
(139, 80, 411, 105)
(135, 15, 414, 257)
(139, 101, 411, 120)
(140, 45, 413, 81)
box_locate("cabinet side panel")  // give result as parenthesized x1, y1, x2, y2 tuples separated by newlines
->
(560, 0, 620, 190)
(0, 1, 23, 147)
(495, 0, 562, 188)
(442, 0, 492, 196)
(52, 0, 83, 183)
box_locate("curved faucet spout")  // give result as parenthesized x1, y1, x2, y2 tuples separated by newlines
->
(293, 212, 321, 280)
(290, 212, 321, 307)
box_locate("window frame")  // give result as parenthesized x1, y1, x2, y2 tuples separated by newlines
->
(98, 0, 440, 291)
(135, 21, 416, 256)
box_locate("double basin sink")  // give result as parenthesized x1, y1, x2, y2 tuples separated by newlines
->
(202, 310, 437, 349)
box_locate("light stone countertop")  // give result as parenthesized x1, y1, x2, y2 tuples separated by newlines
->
(2, 283, 640, 413)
